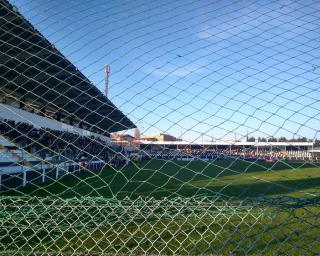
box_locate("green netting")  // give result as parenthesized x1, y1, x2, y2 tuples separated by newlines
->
(0, 0, 320, 254)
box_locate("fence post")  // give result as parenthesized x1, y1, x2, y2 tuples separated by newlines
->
(42, 168, 45, 183)
(55, 167, 59, 180)
(22, 169, 26, 187)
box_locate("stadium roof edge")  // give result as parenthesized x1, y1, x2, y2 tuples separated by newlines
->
(139, 141, 313, 146)
(0, 0, 136, 133)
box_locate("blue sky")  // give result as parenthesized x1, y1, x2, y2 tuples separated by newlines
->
(9, 0, 320, 142)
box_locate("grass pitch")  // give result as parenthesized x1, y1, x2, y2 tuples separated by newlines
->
(4, 159, 320, 199)
(0, 159, 320, 255)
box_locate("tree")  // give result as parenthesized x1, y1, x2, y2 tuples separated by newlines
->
(247, 136, 255, 142)
(258, 137, 267, 142)
(278, 136, 287, 142)
(314, 139, 320, 147)
(297, 137, 307, 142)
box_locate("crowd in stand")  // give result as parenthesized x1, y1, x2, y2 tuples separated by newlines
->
(0, 119, 126, 166)
(147, 150, 273, 161)
(0, 119, 313, 169)
(147, 148, 311, 161)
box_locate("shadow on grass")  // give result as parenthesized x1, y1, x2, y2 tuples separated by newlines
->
(1, 160, 320, 199)
(162, 176, 320, 199)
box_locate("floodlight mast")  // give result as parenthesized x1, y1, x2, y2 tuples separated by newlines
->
(105, 64, 110, 97)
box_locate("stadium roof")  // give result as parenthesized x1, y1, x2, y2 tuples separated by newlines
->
(140, 141, 314, 147)
(0, 0, 136, 133)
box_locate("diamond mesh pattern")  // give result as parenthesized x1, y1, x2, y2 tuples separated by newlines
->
(0, 0, 320, 254)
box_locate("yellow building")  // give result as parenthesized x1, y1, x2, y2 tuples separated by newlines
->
(140, 133, 181, 142)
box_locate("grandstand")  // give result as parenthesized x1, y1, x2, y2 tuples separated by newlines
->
(0, 0, 135, 190)
(0, 135, 52, 189)
(140, 141, 314, 161)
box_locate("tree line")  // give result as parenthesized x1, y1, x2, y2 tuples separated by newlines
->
(246, 136, 320, 147)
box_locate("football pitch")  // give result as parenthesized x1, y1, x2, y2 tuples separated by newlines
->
(0, 159, 320, 254)
(5, 159, 320, 199)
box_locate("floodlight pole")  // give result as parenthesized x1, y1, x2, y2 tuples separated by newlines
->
(105, 64, 110, 97)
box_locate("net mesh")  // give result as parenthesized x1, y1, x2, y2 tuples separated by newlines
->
(0, 0, 320, 254)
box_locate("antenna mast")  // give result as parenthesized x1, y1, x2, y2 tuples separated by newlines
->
(105, 64, 110, 97)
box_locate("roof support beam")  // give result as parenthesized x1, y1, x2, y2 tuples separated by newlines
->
(0, 48, 51, 64)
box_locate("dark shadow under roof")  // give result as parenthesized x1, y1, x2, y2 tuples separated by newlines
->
(0, 0, 136, 133)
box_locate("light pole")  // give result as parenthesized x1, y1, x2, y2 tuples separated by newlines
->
(104, 65, 110, 97)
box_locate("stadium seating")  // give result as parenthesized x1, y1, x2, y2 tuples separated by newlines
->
(0, 133, 51, 190)
(147, 148, 313, 162)
(0, 151, 17, 163)
(0, 116, 128, 182)
(0, 129, 113, 190)
(0, 103, 111, 143)
(0, 134, 13, 147)
(286, 150, 312, 161)
(0, 135, 41, 168)
(0, 119, 117, 161)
